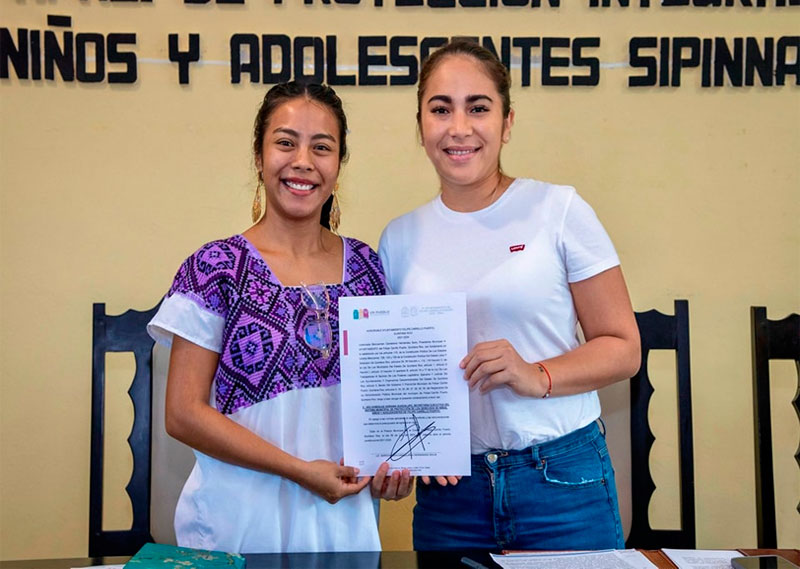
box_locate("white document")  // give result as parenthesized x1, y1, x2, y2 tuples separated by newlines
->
(339, 293, 470, 476)
(662, 549, 740, 569)
(490, 550, 659, 569)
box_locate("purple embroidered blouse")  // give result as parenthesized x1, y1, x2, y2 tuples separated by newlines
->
(163, 234, 386, 415)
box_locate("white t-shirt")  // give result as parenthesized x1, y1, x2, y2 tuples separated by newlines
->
(378, 178, 620, 453)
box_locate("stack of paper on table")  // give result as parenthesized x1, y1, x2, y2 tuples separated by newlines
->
(661, 548, 741, 569)
(490, 549, 659, 568)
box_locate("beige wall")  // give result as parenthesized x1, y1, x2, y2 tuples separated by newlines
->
(1, 1, 798, 560)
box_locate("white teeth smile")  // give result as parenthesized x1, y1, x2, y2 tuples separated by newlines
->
(446, 149, 476, 155)
(284, 181, 315, 191)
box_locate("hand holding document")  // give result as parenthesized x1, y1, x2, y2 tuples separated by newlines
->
(339, 293, 470, 476)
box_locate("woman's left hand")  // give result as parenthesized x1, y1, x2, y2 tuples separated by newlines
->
(460, 339, 547, 398)
(370, 462, 414, 500)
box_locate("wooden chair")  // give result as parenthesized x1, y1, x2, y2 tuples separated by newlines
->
(626, 299, 696, 549)
(89, 302, 160, 556)
(750, 306, 800, 549)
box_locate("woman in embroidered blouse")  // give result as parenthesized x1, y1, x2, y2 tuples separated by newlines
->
(147, 82, 411, 553)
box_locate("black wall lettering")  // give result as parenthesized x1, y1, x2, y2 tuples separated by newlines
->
(169, 33, 200, 85)
(47, 15, 72, 27)
(44, 29, 75, 81)
(671, 37, 700, 87)
(701, 37, 712, 86)
(30, 30, 41, 80)
(572, 37, 600, 86)
(389, 36, 418, 85)
(482, 36, 511, 69)
(107, 33, 137, 84)
(294, 36, 324, 83)
(529, 0, 560, 8)
(76, 33, 105, 82)
(230, 33, 259, 84)
(326, 35, 356, 85)
(659, 37, 669, 86)
(776, 36, 800, 85)
(714, 37, 743, 86)
(512, 37, 540, 87)
(1, 28, 29, 79)
(744, 37, 773, 86)
(358, 36, 387, 85)
(542, 37, 570, 86)
(264, 35, 291, 84)
(629, 36, 657, 87)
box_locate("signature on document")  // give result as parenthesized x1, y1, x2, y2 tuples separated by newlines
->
(387, 413, 436, 461)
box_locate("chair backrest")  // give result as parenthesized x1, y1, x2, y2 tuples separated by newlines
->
(626, 299, 696, 549)
(89, 302, 160, 557)
(750, 306, 800, 549)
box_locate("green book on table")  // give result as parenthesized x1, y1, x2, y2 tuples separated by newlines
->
(124, 542, 246, 568)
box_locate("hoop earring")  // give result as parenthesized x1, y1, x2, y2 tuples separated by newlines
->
(252, 176, 263, 223)
(329, 183, 341, 234)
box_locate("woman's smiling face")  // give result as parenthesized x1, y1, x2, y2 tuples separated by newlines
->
(418, 54, 513, 192)
(257, 97, 341, 224)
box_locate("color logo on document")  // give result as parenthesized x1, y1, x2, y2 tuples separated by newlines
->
(353, 308, 369, 320)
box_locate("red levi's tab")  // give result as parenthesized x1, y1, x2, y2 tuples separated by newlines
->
(509, 244, 525, 253)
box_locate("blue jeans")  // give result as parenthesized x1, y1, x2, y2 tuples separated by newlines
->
(413, 421, 624, 551)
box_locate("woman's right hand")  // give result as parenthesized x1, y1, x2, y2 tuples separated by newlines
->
(299, 459, 371, 504)
(420, 475, 461, 487)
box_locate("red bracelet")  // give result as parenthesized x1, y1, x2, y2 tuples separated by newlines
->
(536, 362, 552, 398)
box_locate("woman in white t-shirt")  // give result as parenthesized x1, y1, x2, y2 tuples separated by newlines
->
(379, 40, 640, 550)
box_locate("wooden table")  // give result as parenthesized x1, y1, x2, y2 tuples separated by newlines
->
(1, 548, 798, 568)
(642, 549, 800, 568)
